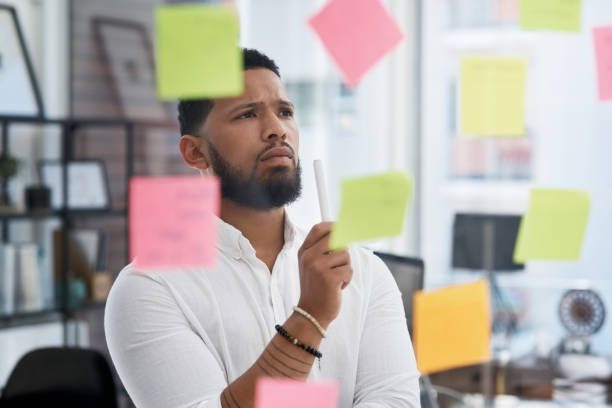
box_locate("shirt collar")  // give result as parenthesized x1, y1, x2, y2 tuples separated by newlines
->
(215, 211, 298, 260)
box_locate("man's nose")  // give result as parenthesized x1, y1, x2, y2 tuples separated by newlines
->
(261, 112, 287, 142)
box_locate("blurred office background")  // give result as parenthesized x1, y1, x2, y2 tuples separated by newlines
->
(1, 0, 611, 406)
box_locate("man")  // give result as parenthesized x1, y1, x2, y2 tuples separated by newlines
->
(105, 48, 420, 408)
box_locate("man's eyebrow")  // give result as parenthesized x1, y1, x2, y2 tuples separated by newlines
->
(279, 100, 294, 109)
(228, 102, 263, 115)
(229, 100, 294, 115)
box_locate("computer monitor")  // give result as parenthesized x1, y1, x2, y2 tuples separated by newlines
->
(451, 213, 524, 272)
(373, 251, 424, 337)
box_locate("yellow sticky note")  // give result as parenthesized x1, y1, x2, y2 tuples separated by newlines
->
(329, 172, 412, 250)
(460, 57, 526, 137)
(514, 189, 590, 262)
(155, 5, 243, 100)
(519, 0, 582, 32)
(414, 279, 491, 374)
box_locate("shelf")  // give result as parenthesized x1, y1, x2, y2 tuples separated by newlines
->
(0, 209, 61, 219)
(71, 300, 106, 312)
(0, 301, 107, 329)
(440, 180, 532, 213)
(67, 209, 127, 218)
(0, 115, 133, 344)
(0, 308, 62, 329)
(0, 114, 175, 129)
(0, 208, 127, 220)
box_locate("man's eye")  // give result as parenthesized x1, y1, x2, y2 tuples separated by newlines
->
(280, 110, 294, 117)
(236, 111, 255, 119)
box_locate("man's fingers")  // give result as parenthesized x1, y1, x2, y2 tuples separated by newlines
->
(326, 250, 350, 269)
(299, 222, 333, 253)
(308, 233, 332, 258)
(334, 265, 353, 290)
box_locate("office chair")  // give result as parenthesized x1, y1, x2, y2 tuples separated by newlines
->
(0, 347, 118, 408)
(373, 251, 424, 338)
(373, 252, 440, 406)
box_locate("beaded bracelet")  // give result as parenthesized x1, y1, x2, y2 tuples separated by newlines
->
(275, 324, 322, 359)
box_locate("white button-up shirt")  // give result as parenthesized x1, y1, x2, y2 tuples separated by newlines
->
(105, 216, 420, 408)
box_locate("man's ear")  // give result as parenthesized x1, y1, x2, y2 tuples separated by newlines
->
(179, 135, 210, 171)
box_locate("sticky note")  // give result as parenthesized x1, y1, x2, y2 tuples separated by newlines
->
(329, 172, 412, 250)
(519, 0, 582, 32)
(155, 4, 242, 100)
(414, 279, 491, 374)
(460, 57, 527, 137)
(129, 176, 220, 269)
(593, 26, 612, 101)
(254, 378, 339, 408)
(308, 0, 404, 88)
(514, 189, 590, 262)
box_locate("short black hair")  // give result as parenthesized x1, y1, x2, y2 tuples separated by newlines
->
(178, 48, 281, 136)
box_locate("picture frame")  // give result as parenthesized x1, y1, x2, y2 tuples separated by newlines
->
(92, 16, 170, 122)
(38, 160, 111, 210)
(0, 4, 45, 117)
(71, 228, 107, 271)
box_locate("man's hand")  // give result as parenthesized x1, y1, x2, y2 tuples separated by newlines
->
(297, 222, 353, 329)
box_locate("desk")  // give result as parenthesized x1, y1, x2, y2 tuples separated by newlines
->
(510, 401, 612, 408)
(427, 357, 612, 406)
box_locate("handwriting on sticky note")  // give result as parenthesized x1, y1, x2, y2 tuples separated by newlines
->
(593, 25, 612, 101)
(519, 0, 582, 32)
(329, 172, 412, 250)
(155, 4, 242, 100)
(129, 176, 220, 269)
(254, 378, 339, 408)
(413, 279, 491, 374)
(513, 189, 590, 262)
(460, 56, 527, 137)
(307, 0, 404, 87)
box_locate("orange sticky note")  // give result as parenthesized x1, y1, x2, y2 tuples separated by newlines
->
(593, 25, 612, 101)
(255, 378, 339, 408)
(129, 176, 220, 269)
(308, 0, 404, 87)
(414, 279, 491, 374)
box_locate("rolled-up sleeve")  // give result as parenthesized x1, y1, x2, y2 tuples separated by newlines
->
(352, 254, 421, 407)
(104, 267, 225, 408)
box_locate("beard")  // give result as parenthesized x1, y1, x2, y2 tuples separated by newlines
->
(206, 141, 302, 211)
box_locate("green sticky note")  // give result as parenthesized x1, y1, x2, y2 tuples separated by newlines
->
(519, 0, 582, 32)
(329, 172, 413, 250)
(155, 5, 243, 100)
(461, 57, 527, 137)
(514, 189, 590, 262)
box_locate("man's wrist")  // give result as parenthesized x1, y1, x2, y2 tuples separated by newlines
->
(295, 303, 333, 330)
(293, 306, 328, 338)
(283, 312, 326, 347)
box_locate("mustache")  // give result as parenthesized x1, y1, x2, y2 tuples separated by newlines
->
(255, 142, 296, 162)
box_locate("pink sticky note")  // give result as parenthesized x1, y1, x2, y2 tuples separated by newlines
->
(308, 0, 404, 88)
(255, 378, 339, 408)
(593, 25, 612, 101)
(129, 176, 220, 269)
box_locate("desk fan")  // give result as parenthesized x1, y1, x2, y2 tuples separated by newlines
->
(558, 289, 606, 354)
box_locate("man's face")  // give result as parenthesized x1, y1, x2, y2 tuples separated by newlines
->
(200, 68, 301, 210)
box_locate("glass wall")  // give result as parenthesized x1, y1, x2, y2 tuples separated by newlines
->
(236, 0, 422, 255)
(421, 0, 612, 356)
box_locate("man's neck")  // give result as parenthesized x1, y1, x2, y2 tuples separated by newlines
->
(220, 198, 285, 272)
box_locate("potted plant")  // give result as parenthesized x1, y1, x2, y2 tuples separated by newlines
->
(0, 154, 18, 207)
